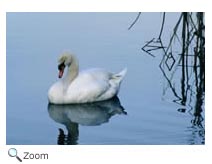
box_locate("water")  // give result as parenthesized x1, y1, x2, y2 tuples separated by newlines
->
(6, 12, 205, 145)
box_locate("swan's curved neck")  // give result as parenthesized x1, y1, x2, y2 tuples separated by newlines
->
(64, 56, 79, 85)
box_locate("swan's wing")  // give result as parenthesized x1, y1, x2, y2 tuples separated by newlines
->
(66, 72, 111, 103)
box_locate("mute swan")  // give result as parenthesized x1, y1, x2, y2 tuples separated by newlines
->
(48, 52, 127, 104)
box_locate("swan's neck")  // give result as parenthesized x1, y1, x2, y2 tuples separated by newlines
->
(64, 56, 79, 85)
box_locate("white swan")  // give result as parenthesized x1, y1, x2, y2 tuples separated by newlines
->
(48, 52, 127, 104)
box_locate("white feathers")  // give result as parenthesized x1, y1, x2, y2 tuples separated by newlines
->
(48, 53, 127, 104)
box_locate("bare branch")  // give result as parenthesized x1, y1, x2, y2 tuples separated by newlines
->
(158, 12, 166, 39)
(128, 12, 141, 30)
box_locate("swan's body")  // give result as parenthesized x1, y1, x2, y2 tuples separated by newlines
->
(48, 53, 127, 104)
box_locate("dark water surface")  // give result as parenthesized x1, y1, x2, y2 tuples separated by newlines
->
(6, 13, 205, 145)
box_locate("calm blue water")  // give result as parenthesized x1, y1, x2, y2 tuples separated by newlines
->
(6, 13, 205, 145)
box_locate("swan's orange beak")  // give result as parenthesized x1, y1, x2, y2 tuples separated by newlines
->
(58, 69, 64, 78)
(58, 63, 65, 78)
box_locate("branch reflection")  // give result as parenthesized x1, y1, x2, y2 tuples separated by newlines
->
(142, 12, 205, 144)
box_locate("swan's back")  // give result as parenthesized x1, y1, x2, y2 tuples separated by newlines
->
(65, 68, 127, 103)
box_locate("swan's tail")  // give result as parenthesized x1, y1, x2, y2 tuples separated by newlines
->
(117, 68, 127, 78)
(112, 68, 127, 83)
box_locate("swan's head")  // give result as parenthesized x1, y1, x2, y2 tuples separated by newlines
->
(57, 52, 75, 78)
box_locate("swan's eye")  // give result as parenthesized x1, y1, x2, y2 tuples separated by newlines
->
(58, 63, 65, 71)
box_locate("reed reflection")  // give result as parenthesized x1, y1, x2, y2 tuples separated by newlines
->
(48, 96, 127, 145)
(140, 12, 205, 144)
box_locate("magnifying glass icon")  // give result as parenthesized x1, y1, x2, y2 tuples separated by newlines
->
(8, 148, 22, 162)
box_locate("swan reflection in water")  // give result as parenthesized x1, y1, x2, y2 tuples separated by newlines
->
(48, 96, 127, 145)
